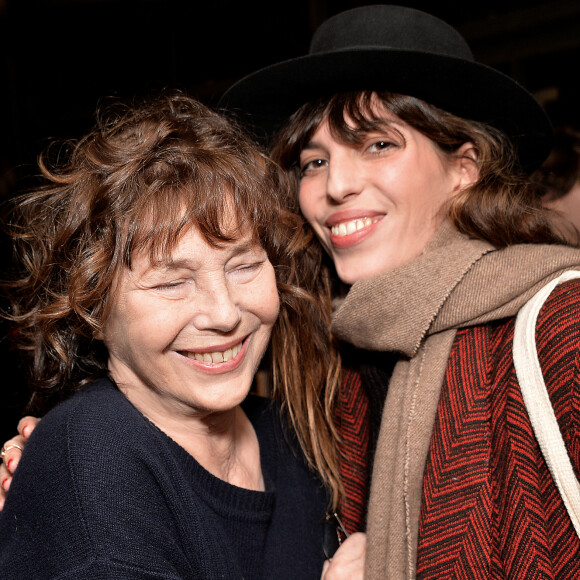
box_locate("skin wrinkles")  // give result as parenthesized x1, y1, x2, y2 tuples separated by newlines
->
(102, 226, 279, 487)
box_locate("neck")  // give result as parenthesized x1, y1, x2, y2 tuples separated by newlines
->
(169, 406, 265, 491)
(118, 384, 265, 491)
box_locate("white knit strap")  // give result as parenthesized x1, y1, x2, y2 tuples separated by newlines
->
(513, 270, 580, 537)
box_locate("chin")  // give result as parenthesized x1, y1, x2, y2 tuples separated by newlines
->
(204, 386, 252, 413)
(336, 261, 387, 284)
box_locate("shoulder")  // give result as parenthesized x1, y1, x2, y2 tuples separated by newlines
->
(0, 378, 204, 577)
(535, 277, 580, 350)
(0, 379, 147, 574)
(529, 278, 580, 460)
(10, 378, 164, 507)
(37, 376, 129, 423)
(30, 377, 149, 459)
(16, 377, 177, 512)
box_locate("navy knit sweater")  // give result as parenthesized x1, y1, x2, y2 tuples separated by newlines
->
(0, 378, 328, 579)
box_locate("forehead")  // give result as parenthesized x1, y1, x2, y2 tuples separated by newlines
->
(145, 224, 261, 264)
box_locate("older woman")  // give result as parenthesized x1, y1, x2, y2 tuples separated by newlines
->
(0, 93, 365, 578)
(219, 5, 580, 578)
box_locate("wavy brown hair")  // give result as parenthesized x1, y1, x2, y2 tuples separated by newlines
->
(4, 92, 342, 507)
(271, 90, 565, 248)
(270, 91, 565, 483)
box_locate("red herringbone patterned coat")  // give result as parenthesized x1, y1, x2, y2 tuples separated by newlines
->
(336, 280, 580, 578)
(417, 280, 580, 578)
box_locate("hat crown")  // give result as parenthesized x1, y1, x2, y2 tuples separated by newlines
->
(220, 4, 551, 172)
(310, 5, 474, 61)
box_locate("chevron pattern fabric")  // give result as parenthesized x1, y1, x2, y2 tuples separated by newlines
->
(335, 366, 370, 535)
(417, 281, 580, 578)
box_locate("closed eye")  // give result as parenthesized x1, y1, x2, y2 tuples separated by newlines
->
(147, 277, 192, 293)
(153, 281, 184, 290)
(228, 261, 265, 283)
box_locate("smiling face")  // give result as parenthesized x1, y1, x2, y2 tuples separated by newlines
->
(102, 225, 279, 423)
(298, 109, 472, 284)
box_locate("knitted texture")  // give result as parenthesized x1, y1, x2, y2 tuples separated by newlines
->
(418, 281, 580, 578)
(0, 379, 328, 579)
(335, 350, 394, 535)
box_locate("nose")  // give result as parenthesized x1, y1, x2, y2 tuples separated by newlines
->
(191, 279, 241, 333)
(326, 149, 363, 203)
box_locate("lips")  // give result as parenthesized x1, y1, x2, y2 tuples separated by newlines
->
(177, 337, 245, 365)
(330, 216, 382, 237)
(325, 213, 384, 249)
(180, 341, 242, 363)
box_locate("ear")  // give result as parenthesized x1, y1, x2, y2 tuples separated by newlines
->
(452, 142, 479, 193)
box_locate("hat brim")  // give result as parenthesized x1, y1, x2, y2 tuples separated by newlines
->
(220, 49, 552, 172)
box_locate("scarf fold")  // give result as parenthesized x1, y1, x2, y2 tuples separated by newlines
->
(330, 222, 580, 580)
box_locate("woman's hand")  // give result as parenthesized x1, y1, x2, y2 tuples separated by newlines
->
(321, 532, 366, 580)
(0, 416, 39, 509)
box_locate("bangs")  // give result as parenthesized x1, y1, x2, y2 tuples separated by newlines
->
(292, 91, 398, 148)
(325, 91, 397, 145)
(273, 90, 481, 171)
(276, 91, 404, 169)
(120, 153, 275, 268)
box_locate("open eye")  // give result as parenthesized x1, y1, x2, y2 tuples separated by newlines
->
(361, 125, 405, 155)
(368, 140, 393, 152)
(300, 158, 328, 176)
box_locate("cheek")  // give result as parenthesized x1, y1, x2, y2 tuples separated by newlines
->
(254, 269, 280, 327)
(399, 172, 454, 221)
(262, 284, 281, 326)
(298, 183, 318, 224)
(101, 304, 126, 353)
(103, 298, 167, 356)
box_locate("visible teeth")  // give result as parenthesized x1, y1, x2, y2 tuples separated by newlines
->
(186, 342, 242, 363)
(331, 217, 376, 237)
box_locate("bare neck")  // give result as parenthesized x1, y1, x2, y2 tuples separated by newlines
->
(119, 387, 264, 491)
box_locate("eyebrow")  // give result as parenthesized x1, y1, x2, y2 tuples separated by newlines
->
(301, 140, 324, 152)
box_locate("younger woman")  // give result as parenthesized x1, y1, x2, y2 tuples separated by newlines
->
(221, 5, 580, 578)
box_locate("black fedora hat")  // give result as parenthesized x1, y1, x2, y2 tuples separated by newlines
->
(220, 4, 552, 172)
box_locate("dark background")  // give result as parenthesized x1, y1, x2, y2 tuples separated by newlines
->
(1, 0, 580, 441)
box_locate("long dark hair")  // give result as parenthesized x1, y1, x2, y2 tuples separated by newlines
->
(271, 90, 564, 248)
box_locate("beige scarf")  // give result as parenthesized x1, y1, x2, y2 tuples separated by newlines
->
(330, 223, 580, 579)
